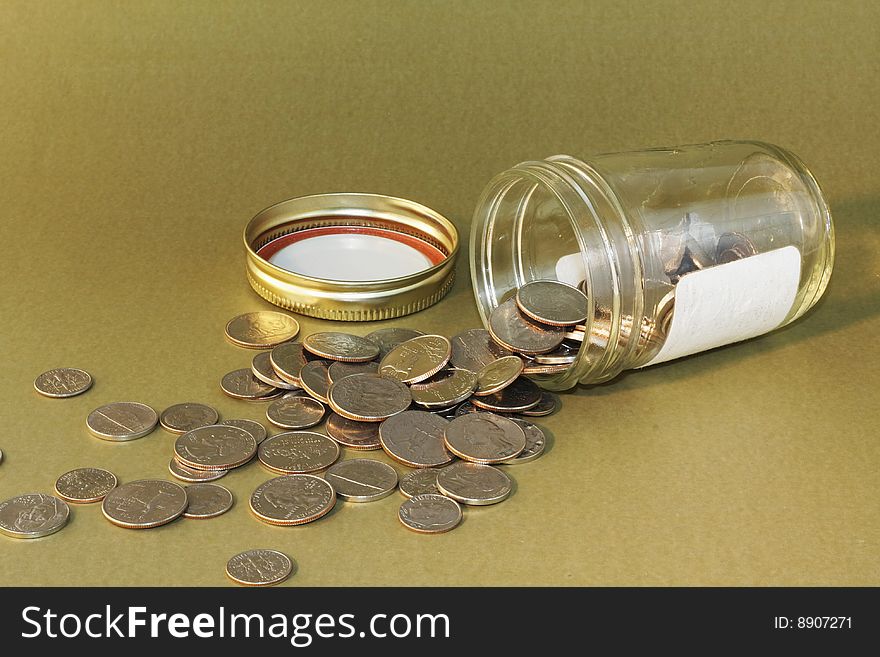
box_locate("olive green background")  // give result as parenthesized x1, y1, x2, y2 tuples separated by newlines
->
(1, 0, 878, 586)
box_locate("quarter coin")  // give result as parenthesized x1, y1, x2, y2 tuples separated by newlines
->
(378, 334, 451, 384)
(183, 483, 234, 519)
(474, 355, 523, 396)
(168, 458, 228, 483)
(379, 410, 454, 468)
(398, 468, 441, 498)
(325, 413, 382, 450)
(436, 462, 512, 506)
(450, 328, 515, 372)
(101, 479, 188, 529)
(252, 351, 299, 390)
(328, 360, 379, 383)
(34, 368, 92, 398)
(410, 368, 477, 408)
(174, 425, 257, 471)
(328, 373, 411, 422)
(220, 418, 268, 444)
(269, 341, 310, 385)
(266, 396, 326, 430)
(86, 402, 158, 441)
(299, 360, 332, 403)
(0, 493, 70, 539)
(258, 431, 340, 474)
(303, 332, 379, 362)
(324, 459, 399, 502)
(220, 369, 280, 400)
(54, 467, 118, 503)
(225, 311, 300, 349)
(364, 327, 425, 358)
(488, 298, 565, 354)
(226, 549, 293, 586)
(159, 403, 219, 434)
(516, 280, 589, 326)
(398, 494, 462, 534)
(249, 474, 336, 526)
(505, 418, 546, 464)
(520, 391, 559, 417)
(469, 377, 541, 413)
(444, 413, 525, 464)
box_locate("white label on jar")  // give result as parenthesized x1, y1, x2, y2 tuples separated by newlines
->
(643, 246, 801, 366)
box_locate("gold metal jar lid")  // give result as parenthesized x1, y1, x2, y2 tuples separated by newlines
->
(244, 193, 459, 321)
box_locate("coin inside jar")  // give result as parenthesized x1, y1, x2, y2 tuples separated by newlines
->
(379, 410, 455, 468)
(0, 493, 70, 538)
(303, 332, 379, 362)
(252, 351, 299, 390)
(515, 280, 589, 326)
(364, 327, 424, 358)
(86, 402, 158, 441)
(54, 467, 118, 503)
(226, 549, 293, 586)
(444, 412, 525, 464)
(325, 413, 382, 450)
(328, 373, 411, 422)
(474, 355, 523, 396)
(398, 494, 462, 534)
(469, 376, 541, 413)
(34, 368, 92, 398)
(101, 480, 188, 529)
(327, 360, 379, 383)
(183, 483, 234, 519)
(488, 298, 565, 354)
(299, 360, 332, 403)
(266, 396, 326, 429)
(168, 458, 228, 483)
(220, 418, 268, 444)
(398, 468, 441, 498)
(324, 459, 399, 502)
(258, 431, 340, 474)
(436, 462, 512, 506)
(249, 474, 336, 526)
(450, 328, 515, 372)
(378, 334, 451, 384)
(225, 311, 300, 349)
(174, 425, 257, 471)
(410, 367, 477, 408)
(269, 341, 310, 385)
(159, 403, 219, 434)
(220, 369, 280, 400)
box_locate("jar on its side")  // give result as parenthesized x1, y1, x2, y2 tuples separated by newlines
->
(470, 141, 835, 390)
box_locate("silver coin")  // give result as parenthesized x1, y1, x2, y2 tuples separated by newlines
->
(379, 410, 454, 468)
(398, 468, 441, 498)
(328, 373, 412, 422)
(716, 231, 758, 264)
(325, 413, 382, 450)
(444, 412, 526, 464)
(183, 483, 234, 519)
(533, 342, 579, 365)
(252, 351, 299, 390)
(364, 327, 425, 358)
(269, 341, 310, 386)
(324, 459, 399, 502)
(475, 355, 524, 396)
(303, 332, 379, 362)
(266, 396, 326, 429)
(174, 425, 257, 471)
(168, 458, 228, 482)
(436, 462, 512, 506)
(299, 360, 332, 403)
(398, 494, 462, 534)
(0, 493, 70, 539)
(54, 467, 118, 503)
(450, 328, 515, 372)
(220, 369, 280, 400)
(33, 368, 92, 398)
(516, 280, 589, 326)
(101, 479, 188, 529)
(258, 431, 340, 474)
(220, 418, 268, 444)
(469, 377, 541, 413)
(410, 368, 478, 409)
(225, 311, 300, 349)
(488, 298, 565, 354)
(520, 391, 559, 417)
(505, 418, 546, 464)
(159, 403, 219, 434)
(86, 402, 158, 441)
(454, 401, 493, 416)
(249, 474, 336, 526)
(226, 549, 293, 586)
(328, 360, 379, 383)
(378, 334, 451, 384)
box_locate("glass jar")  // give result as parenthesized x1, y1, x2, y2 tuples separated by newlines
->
(470, 140, 835, 390)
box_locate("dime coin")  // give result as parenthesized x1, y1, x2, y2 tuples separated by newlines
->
(520, 391, 559, 417)
(251, 351, 299, 390)
(444, 412, 525, 464)
(410, 368, 477, 408)
(168, 458, 228, 483)
(450, 328, 514, 372)
(328, 360, 379, 383)
(225, 311, 300, 349)
(474, 355, 523, 396)
(470, 377, 541, 413)
(505, 418, 546, 464)
(183, 483, 234, 519)
(101, 479, 188, 529)
(325, 413, 382, 450)
(33, 368, 92, 398)
(398, 468, 441, 498)
(0, 493, 70, 539)
(299, 360, 332, 403)
(364, 327, 425, 358)
(436, 462, 512, 506)
(54, 467, 118, 503)
(269, 341, 310, 385)
(86, 402, 158, 441)
(174, 425, 257, 471)
(379, 410, 454, 468)
(516, 280, 589, 326)
(324, 459, 399, 502)
(220, 418, 268, 444)
(378, 335, 451, 384)
(249, 474, 336, 526)
(488, 298, 565, 354)
(226, 549, 293, 586)
(399, 494, 462, 534)
(258, 432, 340, 474)
(266, 396, 325, 430)
(220, 369, 280, 400)
(303, 332, 379, 362)
(328, 373, 411, 422)
(159, 403, 219, 434)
